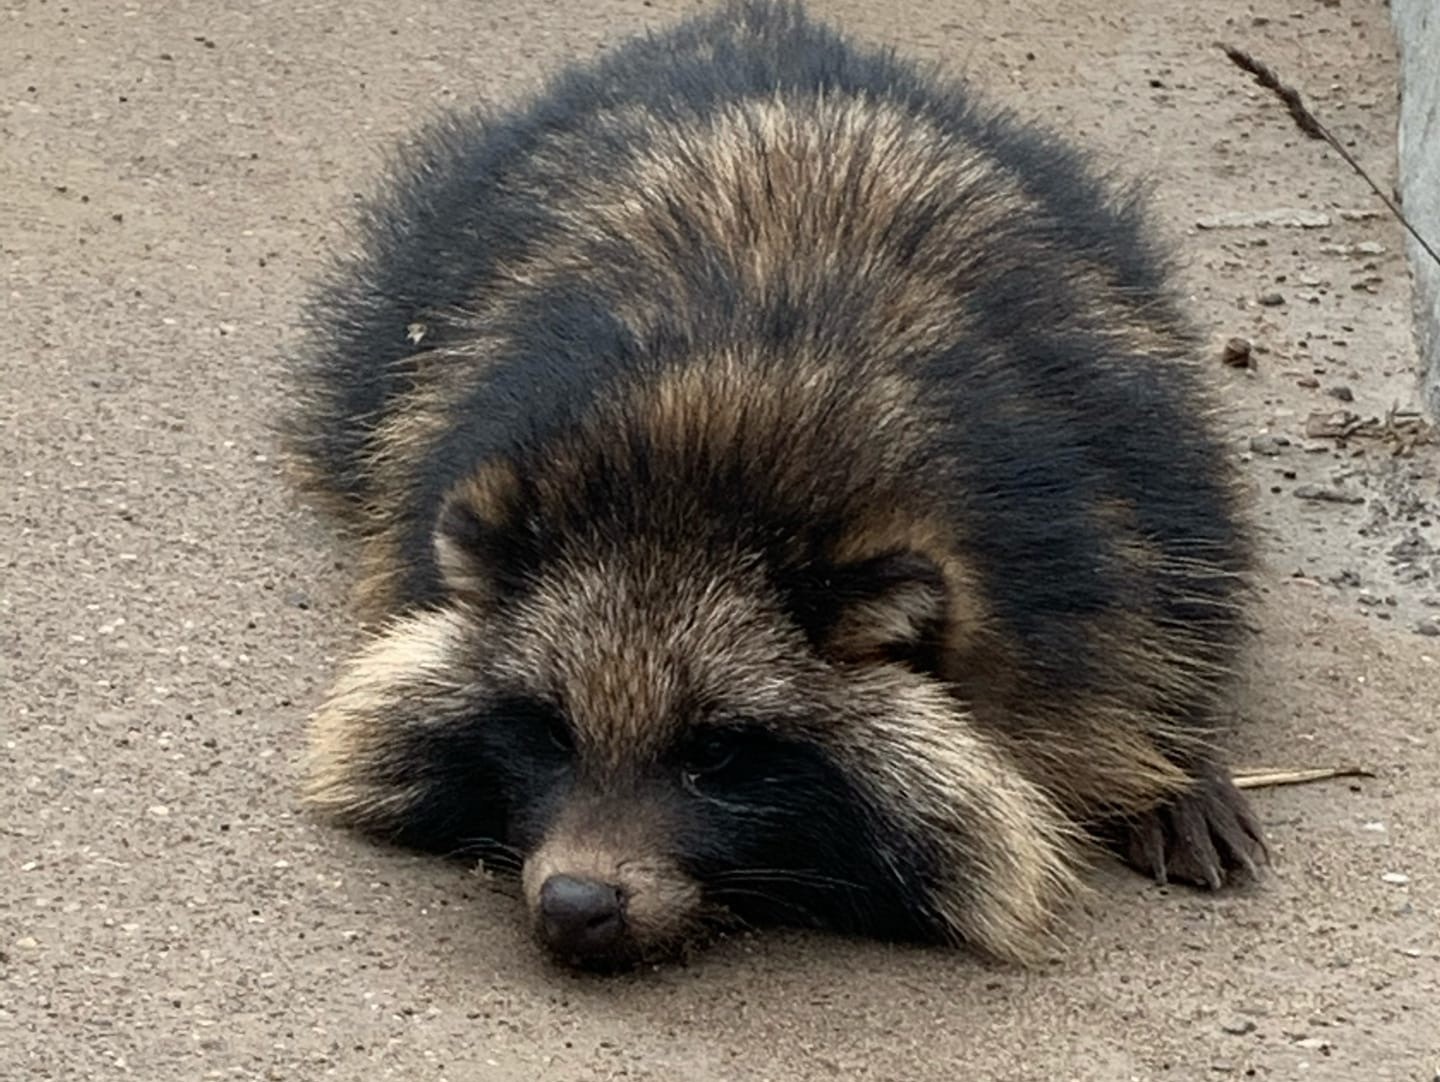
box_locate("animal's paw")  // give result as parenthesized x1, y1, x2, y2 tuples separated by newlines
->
(1113, 768, 1268, 890)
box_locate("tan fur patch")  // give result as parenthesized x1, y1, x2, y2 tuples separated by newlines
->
(303, 606, 482, 829)
(511, 554, 785, 763)
(582, 94, 1032, 356)
(824, 667, 1086, 962)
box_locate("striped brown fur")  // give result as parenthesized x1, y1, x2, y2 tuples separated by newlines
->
(283, 1, 1264, 971)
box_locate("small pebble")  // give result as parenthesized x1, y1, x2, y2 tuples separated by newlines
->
(1220, 1019, 1257, 1036)
(1222, 337, 1254, 367)
(1258, 291, 1286, 307)
(15, 937, 39, 950)
(1391, 535, 1435, 559)
(1294, 484, 1364, 505)
(1326, 385, 1354, 402)
(1381, 872, 1410, 885)
(1318, 242, 1386, 256)
(1361, 821, 1386, 832)
(148, 805, 170, 818)
(1249, 434, 1288, 455)
(1417, 618, 1440, 637)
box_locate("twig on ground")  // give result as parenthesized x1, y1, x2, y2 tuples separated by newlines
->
(1218, 42, 1440, 271)
(1233, 765, 1376, 790)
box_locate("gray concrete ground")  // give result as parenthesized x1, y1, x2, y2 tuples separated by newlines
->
(1392, 0, 1440, 420)
(3, 1, 1438, 1079)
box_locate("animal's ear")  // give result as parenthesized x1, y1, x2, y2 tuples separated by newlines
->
(789, 550, 949, 666)
(434, 460, 524, 602)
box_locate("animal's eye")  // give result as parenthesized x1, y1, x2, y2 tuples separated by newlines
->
(682, 730, 741, 782)
(544, 712, 574, 754)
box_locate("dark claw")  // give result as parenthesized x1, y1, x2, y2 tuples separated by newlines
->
(1126, 809, 1169, 885)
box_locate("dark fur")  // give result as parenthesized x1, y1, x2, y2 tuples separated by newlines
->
(284, 0, 1265, 969)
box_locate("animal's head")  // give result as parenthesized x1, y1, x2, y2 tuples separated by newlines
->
(305, 447, 1080, 970)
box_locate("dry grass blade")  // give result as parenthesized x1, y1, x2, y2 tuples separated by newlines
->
(1233, 766, 1376, 790)
(1218, 42, 1440, 271)
(1219, 45, 1324, 139)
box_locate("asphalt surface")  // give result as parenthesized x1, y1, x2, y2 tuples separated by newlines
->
(4, 1, 1438, 1079)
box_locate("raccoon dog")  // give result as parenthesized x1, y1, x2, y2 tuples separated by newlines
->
(284, 0, 1266, 971)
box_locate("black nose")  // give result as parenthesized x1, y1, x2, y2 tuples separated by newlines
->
(538, 874, 626, 959)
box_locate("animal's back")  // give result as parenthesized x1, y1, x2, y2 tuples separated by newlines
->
(288, 0, 1241, 595)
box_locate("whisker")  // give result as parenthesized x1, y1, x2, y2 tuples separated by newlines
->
(706, 867, 868, 892)
(442, 836, 524, 872)
(705, 886, 825, 926)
